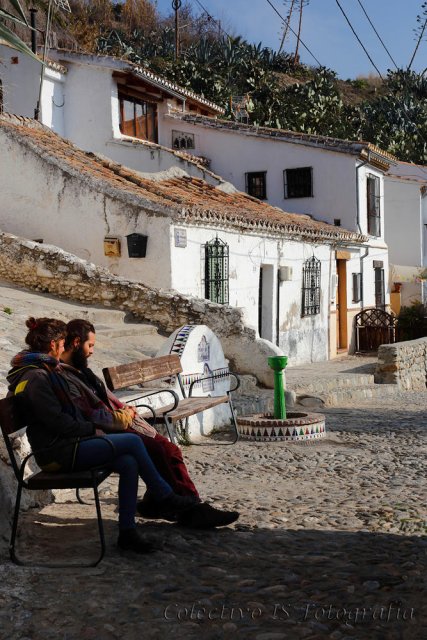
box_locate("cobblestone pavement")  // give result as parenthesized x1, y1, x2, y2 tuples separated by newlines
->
(0, 391, 425, 640)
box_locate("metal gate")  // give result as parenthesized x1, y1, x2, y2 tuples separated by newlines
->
(355, 308, 397, 352)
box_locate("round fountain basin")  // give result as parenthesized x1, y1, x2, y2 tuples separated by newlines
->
(237, 412, 326, 442)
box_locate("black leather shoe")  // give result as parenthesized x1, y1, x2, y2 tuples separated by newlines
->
(137, 493, 200, 522)
(178, 502, 240, 529)
(117, 528, 156, 554)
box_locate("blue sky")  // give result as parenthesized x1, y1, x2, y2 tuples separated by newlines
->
(154, 0, 426, 79)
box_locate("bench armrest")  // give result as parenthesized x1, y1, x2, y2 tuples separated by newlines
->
(19, 435, 117, 484)
(188, 372, 240, 397)
(132, 388, 179, 413)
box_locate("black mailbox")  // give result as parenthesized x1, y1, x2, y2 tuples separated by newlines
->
(126, 233, 148, 258)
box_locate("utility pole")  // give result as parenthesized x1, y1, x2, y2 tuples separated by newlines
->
(172, 0, 182, 61)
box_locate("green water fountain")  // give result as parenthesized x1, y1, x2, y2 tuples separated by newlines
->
(236, 354, 326, 442)
(267, 355, 288, 419)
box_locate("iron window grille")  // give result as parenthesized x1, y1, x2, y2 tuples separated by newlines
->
(302, 256, 321, 316)
(245, 172, 267, 200)
(374, 267, 385, 309)
(204, 237, 229, 304)
(352, 273, 362, 303)
(284, 167, 313, 198)
(367, 174, 381, 236)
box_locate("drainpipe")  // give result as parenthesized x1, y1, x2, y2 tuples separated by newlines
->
(356, 158, 370, 309)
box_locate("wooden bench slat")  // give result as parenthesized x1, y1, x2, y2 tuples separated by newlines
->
(103, 354, 182, 391)
(137, 396, 228, 423)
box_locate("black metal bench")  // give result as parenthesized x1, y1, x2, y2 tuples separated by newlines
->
(0, 396, 114, 568)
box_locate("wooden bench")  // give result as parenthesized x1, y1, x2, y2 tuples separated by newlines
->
(0, 396, 114, 568)
(103, 354, 240, 445)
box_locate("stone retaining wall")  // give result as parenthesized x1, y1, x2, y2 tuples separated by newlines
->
(375, 338, 427, 390)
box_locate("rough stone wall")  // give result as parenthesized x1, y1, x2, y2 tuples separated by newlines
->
(0, 230, 282, 387)
(375, 338, 427, 390)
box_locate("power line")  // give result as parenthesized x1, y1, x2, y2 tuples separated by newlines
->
(356, 0, 398, 69)
(192, 0, 233, 39)
(264, 0, 322, 66)
(334, 0, 383, 78)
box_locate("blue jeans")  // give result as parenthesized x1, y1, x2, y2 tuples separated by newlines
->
(74, 433, 172, 530)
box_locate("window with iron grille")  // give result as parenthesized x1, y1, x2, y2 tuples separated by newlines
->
(302, 256, 321, 316)
(204, 237, 229, 304)
(352, 272, 362, 303)
(284, 167, 313, 198)
(245, 172, 267, 200)
(367, 174, 381, 236)
(374, 267, 385, 309)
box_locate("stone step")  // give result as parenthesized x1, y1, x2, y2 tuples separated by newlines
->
(297, 383, 400, 407)
(96, 325, 160, 339)
(289, 373, 375, 395)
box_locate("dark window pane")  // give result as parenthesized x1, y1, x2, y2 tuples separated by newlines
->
(367, 174, 381, 236)
(246, 172, 267, 200)
(119, 93, 157, 142)
(284, 167, 313, 198)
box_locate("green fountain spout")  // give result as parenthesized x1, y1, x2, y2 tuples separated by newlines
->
(268, 355, 289, 420)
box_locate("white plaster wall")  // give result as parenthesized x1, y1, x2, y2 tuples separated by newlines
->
(0, 45, 65, 134)
(169, 225, 331, 364)
(0, 129, 172, 289)
(161, 118, 361, 228)
(384, 177, 422, 266)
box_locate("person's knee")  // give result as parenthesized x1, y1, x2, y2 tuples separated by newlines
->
(114, 453, 138, 477)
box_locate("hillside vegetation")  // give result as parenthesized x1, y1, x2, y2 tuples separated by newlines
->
(4, 0, 427, 163)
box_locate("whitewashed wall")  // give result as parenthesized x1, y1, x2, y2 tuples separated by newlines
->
(0, 127, 172, 289)
(0, 45, 65, 134)
(169, 224, 334, 364)
(161, 119, 362, 225)
(384, 177, 422, 266)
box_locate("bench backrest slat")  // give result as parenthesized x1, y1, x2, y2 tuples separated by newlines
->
(103, 354, 183, 391)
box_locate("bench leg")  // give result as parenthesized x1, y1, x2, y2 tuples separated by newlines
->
(228, 398, 240, 445)
(9, 480, 24, 565)
(92, 483, 106, 567)
(9, 482, 107, 568)
(163, 416, 177, 444)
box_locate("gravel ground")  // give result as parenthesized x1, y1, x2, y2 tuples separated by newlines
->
(0, 392, 425, 640)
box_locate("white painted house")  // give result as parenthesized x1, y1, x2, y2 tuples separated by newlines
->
(384, 161, 427, 310)
(0, 45, 397, 358)
(0, 114, 368, 364)
(0, 44, 225, 185)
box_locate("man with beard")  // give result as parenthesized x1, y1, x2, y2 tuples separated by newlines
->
(60, 319, 240, 529)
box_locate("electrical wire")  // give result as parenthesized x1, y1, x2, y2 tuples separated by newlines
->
(356, 0, 398, 69)
(264, 0, 322, 66)
(192, 0, 233, 39)
(334, 0, 383, 78)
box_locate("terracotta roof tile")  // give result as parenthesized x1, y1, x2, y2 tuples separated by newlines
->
(0, 114, 366, 244)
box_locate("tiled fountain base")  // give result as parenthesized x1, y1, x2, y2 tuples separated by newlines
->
(237, 412, 326, 442)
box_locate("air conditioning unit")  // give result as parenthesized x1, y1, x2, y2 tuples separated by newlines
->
(279, 266, 293, 281)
